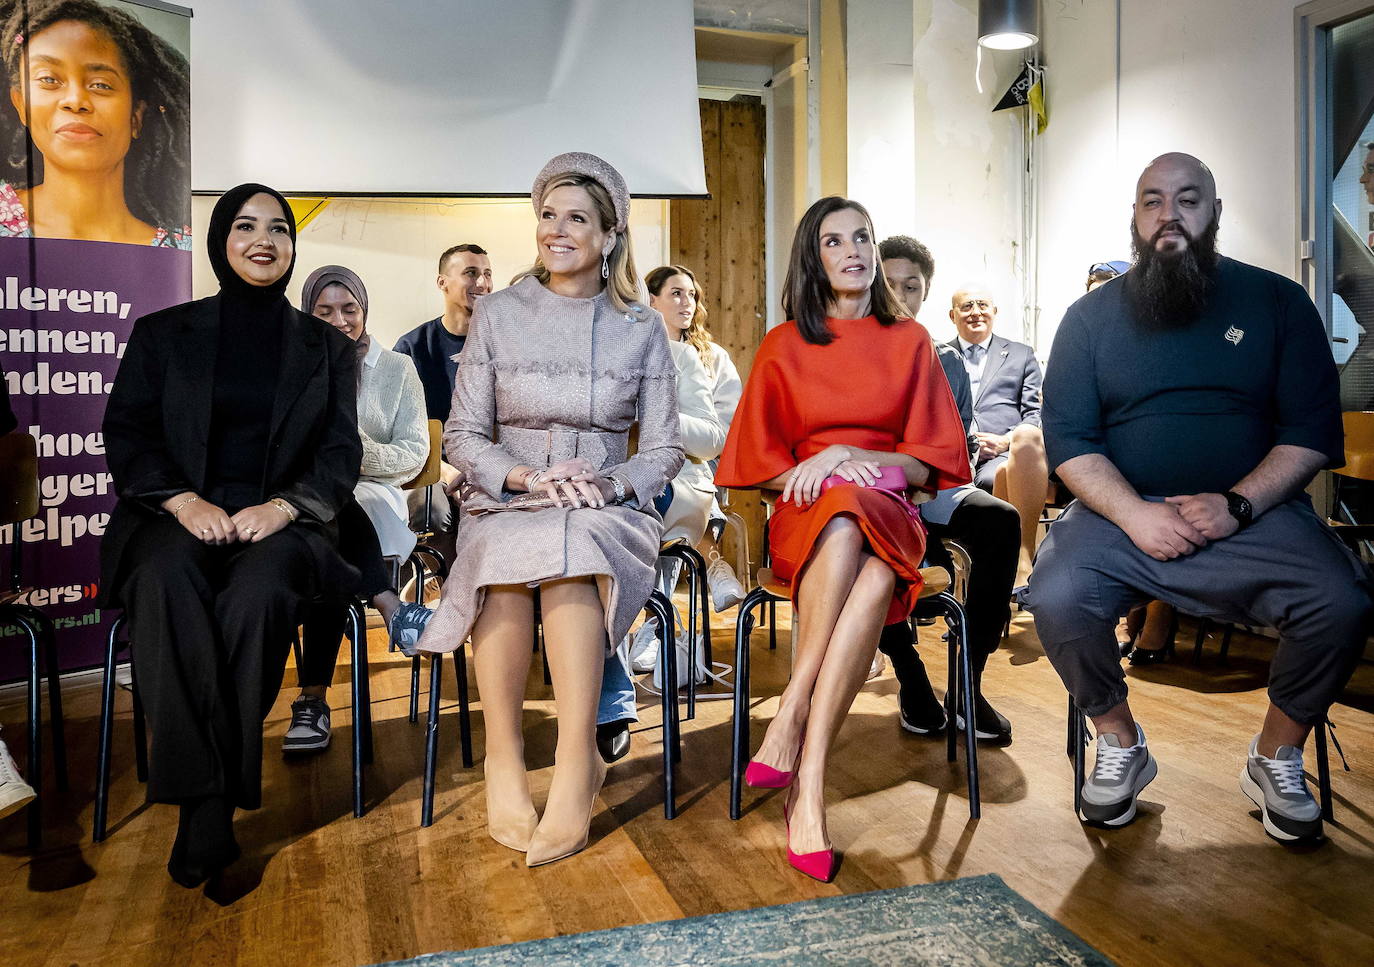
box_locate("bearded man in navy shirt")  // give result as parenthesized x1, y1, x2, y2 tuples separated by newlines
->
(1027, 153, 1371, 844)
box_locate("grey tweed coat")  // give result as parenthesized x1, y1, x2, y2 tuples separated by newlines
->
(417, 276, 684, 653)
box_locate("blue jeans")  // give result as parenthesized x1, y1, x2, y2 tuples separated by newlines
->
(598, 648, 638, 725)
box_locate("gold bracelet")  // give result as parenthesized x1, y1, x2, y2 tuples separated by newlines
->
(269, 497, 297, 522)
(170, 494, 200, 518)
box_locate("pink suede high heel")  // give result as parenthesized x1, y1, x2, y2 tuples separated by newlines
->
(744, 731, 804, 789)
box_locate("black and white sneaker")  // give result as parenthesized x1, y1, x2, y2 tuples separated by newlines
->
(955, 695, 1013, 743)
(1080, 724, 1157, 827)
(1240, 734, 1323, 843)
(282, 696, 331, 753)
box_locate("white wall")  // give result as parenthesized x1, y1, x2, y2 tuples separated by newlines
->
(190, 197, 670, 351)
(910, 0, 1029, 343)
(847, 0, 1309, 354)
(847, 0, 916, 241)
(1036, 0, 1304, 352)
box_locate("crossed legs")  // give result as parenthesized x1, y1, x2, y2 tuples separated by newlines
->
(469, 576, 607, 863)
(750, 516, 896, 856)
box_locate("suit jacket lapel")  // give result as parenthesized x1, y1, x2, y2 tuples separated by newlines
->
(976, 335, 1012, 404)
(269, 309, 324, 445)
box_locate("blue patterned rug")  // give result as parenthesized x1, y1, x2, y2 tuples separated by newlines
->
(375, 873, 1114, 966)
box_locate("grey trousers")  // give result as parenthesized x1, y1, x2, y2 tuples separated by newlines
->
(1025, 497, 1371, 725)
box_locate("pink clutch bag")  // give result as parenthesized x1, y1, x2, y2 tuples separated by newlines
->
(819, 465, 908, 494)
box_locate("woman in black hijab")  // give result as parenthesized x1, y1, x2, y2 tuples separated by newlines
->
(101, 183, 361, 888)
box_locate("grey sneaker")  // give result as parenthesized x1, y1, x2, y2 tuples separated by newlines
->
(706, 550, 746, 613)
(282, 696, 331, 753)
(1080, 724, 1157, 827)
(0, 738, 37, 821)
(1240, 735, 1323, 843)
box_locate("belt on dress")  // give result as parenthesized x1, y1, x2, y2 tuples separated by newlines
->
(494, 424, 629, 470)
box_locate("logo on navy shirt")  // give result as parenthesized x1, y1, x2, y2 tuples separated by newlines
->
(1224, 326, 1245, 346)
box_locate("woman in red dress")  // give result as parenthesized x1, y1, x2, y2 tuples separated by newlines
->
(715, 196, 970, 881)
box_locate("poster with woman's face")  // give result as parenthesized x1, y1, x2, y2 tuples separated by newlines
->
(0, 0, 191, 683)
(1, 0, 190, 247)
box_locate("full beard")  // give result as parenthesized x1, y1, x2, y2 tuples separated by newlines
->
(1125, 216, 1220, 330)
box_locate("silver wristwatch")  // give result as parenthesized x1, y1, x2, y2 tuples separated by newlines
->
(609, 475, 628, 504)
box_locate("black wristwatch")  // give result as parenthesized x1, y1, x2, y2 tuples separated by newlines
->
(1223, 491, 1253, 530)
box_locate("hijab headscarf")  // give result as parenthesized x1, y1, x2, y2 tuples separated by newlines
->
(300, 264, 371, 386)
(208, 183, 298, 337)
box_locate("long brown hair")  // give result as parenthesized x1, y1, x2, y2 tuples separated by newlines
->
(782, 196, 905, 345)
(646, 264, 716, 371)
(514, 174, 640, 312)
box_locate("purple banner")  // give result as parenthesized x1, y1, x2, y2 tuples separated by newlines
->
(1, 237, 190, 680)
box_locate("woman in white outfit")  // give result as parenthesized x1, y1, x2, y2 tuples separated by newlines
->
(600, 266, 748, 758)
(284, 265, 431, 753)
(648, 265, 745, 611)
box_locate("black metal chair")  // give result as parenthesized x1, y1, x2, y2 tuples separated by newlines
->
(94, 599, 371, 842)
(658, 540, 709, 718)
(0, 431, 68, 849)
(728, 554, 981, 821)
(420, 588, 682, 826)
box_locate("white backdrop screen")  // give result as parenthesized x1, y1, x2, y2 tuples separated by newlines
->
(189, 0, 706, 196)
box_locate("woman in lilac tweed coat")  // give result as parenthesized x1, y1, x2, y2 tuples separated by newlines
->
(417, 153, 682, 866)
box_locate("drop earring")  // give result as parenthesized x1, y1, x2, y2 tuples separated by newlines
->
(601, 254, 609, 280)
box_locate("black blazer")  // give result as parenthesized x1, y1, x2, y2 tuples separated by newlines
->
(100, 296, 362, 603)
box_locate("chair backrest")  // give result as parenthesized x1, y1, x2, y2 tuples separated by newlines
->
(1339, 412, 1374, 482)
(404, 420, 443, 490)
(0, 432, 39, 526)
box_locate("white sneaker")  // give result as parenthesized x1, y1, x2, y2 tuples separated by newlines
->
(706, 550, 746, 612)
(628, 620, 660, 674)
(0, 738, 36, 821)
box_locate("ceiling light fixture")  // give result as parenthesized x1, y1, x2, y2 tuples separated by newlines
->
(978, 0, 1039, 50)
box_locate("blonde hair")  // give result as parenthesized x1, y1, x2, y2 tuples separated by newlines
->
(516, 174, 640, 313)
(646, 264, 716, 372)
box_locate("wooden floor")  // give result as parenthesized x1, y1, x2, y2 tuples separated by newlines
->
(3, 603, 1373, 967)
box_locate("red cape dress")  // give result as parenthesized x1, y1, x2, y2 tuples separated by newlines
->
(715, 315, 971, 623)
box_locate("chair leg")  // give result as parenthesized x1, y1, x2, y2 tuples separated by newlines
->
(349, 603, 373, 765)
(349, 605, 365, 819)
(767, 598, 777, 650)
(730, 588, 768, 820)
(94, 616, 124, 843)
(1315, 724, 1333, 822)
(647, 591, 678, 819)
(944, 618, 957, 765)
(1191, 616, 1211, 664)
(421, 654, 444, 827)
(942, 593, 980, 819)
(1218, 625, 1234, 665)
(452, 645, 473, 769)
(32, 609, 68, 791)
(21, 613, 42, 849)
(408, 559, 425, 722)
(1071, 701, 1087, 819)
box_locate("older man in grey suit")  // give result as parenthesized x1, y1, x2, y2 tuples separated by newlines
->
(949, 285, 1049, 579)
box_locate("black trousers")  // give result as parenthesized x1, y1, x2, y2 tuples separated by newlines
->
(298, 499, 393, 689)
(118, 516, 316, 808)
(878, 489, 1020, 670)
